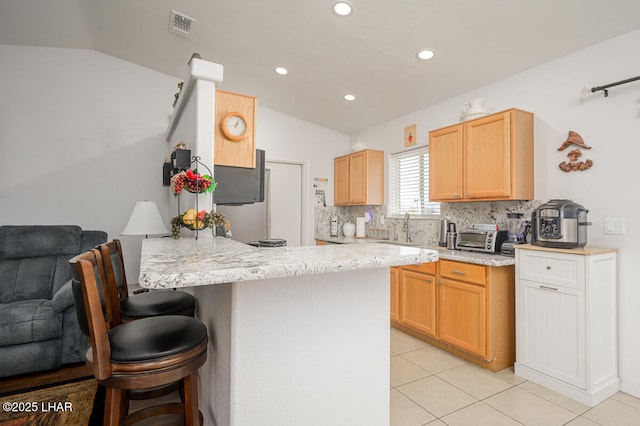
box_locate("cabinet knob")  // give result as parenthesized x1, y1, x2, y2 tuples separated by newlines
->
(464, 194, 471, 197)
(455, 194, 461, 198)
(438, 280, 443, 285)
(546, 266, 552, 270)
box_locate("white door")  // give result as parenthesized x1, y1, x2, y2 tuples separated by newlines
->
(218, 161, 303, 247)
(267, 161, 302, 246)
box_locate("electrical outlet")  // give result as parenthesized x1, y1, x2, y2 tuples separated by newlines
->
(603, 218, 625, 235)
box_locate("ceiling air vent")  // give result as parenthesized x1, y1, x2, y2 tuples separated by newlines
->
(169, 10, 196, 38)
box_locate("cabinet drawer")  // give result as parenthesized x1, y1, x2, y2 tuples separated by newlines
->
(402, 262, 436, 275)
(439, 260, 486, 285)
(517, 250, 585, 290)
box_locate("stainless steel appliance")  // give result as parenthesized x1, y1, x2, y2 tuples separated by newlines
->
(457, 224, 507, 253)
(532, 199, 590, 248)
(446, 222, 457, 250)
(439, 218, 449, 247)
(500, 213, 530, 256)
(217, 163, 289, 247)
(214, 149, 265, 205)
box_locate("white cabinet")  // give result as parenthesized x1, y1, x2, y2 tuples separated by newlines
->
(515, 245, 618, 406)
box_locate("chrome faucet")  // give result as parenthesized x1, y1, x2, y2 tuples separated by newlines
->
(402, 212, 411, 243)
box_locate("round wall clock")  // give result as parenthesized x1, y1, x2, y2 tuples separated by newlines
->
(221, 112, 249, 141)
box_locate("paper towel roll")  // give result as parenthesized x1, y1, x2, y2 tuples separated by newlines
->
(356, 217, 366, 238)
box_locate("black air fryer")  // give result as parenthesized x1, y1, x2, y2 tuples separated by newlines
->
(532, 199, 590, 248)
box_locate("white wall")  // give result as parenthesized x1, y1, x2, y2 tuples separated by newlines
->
(0, 45, 178, 280)
(253, 106, 350, 244)
(351, 29, 640, 397)
(0, 45, 349, 281)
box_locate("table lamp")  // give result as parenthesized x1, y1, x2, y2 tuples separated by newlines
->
(122, 201, 168, 238)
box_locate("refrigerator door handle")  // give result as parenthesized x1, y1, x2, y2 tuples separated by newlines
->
(265, 168, 271, 240)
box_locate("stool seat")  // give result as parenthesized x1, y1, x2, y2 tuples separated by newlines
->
(109, 315, 207, 363)
(121, 291, 196, 320)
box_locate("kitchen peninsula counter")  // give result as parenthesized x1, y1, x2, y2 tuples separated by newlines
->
(140, 237, 436, 288)
(139, 237, 437, 426)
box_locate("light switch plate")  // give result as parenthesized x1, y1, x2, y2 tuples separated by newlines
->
(604, 217, 625, 235)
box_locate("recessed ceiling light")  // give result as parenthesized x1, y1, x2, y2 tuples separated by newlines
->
(417, 49, 436, 60)
(275, 67, 288, 75)
(333, 1, 353, 16)
(344, 94, 356, 101)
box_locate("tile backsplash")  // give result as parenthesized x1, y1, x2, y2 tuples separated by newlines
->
(315, 200, 542, 246)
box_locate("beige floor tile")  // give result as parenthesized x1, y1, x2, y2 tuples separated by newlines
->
(441, 401, 522, 426)
(495, 366, 527, 386)
(582, 398, 640, 426)
(426, 420, 447, 425)
(564, 417, 601, 426)
(438, 363, 513, 399)
(397, 376, 477, 418)
(401, 346, 466, 374)
(484, 386, 577, 426)
(518, 380, 590, 415)
(391, 332, 430, 355)
(390, 388, 436, 426)
(391, 356, 430, 387)
(611, 391, 640, 410)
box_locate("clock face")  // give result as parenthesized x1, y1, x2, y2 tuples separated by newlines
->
(222, 112, 249, 141)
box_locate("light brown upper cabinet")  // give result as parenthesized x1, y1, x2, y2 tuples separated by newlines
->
(334, 149, 384, 206)
(214, 89, 257, 168)
(429, 108, 534, 202)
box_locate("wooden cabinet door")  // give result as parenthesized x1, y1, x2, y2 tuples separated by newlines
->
(348, 151, 367, 204)
(517, 279, 585, 387)
(464, 111, 511, 199)
(390, 267, 400, 322)
(429, 124, 463, 201)
(214, 89, 257, 168)
(439, 278, 486, 357)
(400, 269, 437, 337)
(334, 155, 350, 205)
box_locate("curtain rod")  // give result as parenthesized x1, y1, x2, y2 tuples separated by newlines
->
(588, 75, 640, 97)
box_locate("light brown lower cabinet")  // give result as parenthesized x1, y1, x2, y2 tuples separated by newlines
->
(391, 260, 515, 372)
(399, 263, 437, 338)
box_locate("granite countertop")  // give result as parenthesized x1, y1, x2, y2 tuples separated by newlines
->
(140, 237, 438, 289)
(430, 247, 515, 266)
(316, 237, 515, 266)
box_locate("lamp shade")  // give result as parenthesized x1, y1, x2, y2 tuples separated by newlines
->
(122, 201, 168, 236)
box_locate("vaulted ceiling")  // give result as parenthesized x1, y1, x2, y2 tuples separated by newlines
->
(2, 0, 639, 134)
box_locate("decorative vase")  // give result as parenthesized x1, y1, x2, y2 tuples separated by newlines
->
(343, 222, 356, 237)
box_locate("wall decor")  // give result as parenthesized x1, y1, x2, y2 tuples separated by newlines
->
(404, 124, 417, 147)
(558, 131, 593, 172)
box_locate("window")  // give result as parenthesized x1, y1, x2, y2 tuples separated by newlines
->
(389, 147, 440, 216)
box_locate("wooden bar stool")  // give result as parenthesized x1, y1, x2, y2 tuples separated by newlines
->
(98, 240, 196, 320)
(69, 249, 207, 426)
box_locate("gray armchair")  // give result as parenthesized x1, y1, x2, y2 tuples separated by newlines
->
(0, 225, 107, 378)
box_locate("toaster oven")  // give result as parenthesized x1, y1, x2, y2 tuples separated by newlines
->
(457, 228, 507, 253)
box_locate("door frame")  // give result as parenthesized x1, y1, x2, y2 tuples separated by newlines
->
(265, 159, 310, 246)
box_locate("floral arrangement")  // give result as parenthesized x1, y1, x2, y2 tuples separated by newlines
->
(170, 210, 226, 239)
(170, 169, 217, 195)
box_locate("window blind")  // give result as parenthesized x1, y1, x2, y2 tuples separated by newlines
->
(389, 147, 440, 216)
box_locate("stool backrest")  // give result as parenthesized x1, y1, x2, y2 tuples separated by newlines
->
(69, 249, 121, 380)
(98, 240, 129, 302)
